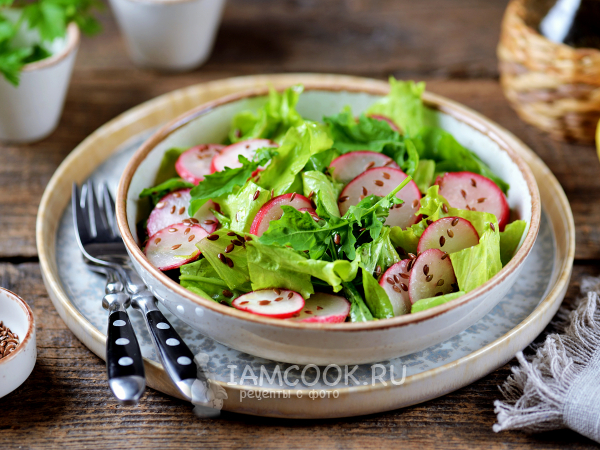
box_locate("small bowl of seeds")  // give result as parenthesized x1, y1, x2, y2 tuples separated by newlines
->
(0, 287, 36, 398)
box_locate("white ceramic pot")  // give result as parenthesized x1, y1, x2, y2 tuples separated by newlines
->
(109, 0, 226, 71)
(0, 23, 80, 144)
(117, 86, 541, 365)
(0, 288, 36, 398)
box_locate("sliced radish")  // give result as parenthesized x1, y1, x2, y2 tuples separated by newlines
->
(379, 260, 411, 316)
(175, 144, 225, 184)
(417, 217, 479, 254)
(147, 189, 219, 237)
(145, 223, 208, 271)
(288, 293, 350, 323)
(298, 207, 320, 222)
(368, 114, 402, 133)
(436, 172, 509, 230)
(408, 249, 457, 304)
(210, 139, 278, 173)
(338, 167, 421, 229)
(249, 193, 313, 237)
(329, 151, 400, 184)
(232, 289, 304, 319)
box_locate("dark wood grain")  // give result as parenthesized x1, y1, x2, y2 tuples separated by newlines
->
(0, 263, 598, 450)
(1, 0, 599, 448)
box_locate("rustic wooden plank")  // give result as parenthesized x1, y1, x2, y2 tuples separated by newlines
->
(0, 263, 598, 449)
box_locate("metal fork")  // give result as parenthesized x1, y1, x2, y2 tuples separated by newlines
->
(72, 181, 146, 405)
(73, 181, 202, 402)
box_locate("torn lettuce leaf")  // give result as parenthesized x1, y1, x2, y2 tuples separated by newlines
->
(362, 268, 395, 319)
(195, 229, 252, 292)
(355, 227, 400, 275)
(246, 239, 359, 298)
(179, 258, 242, 305)
(366, 78, 426, 137)
(257, 121, 333, 196)
(229, 85, 305, 144)
(342, 282, 374, 322)
(411, 291, 466, 313)
(499, 219, 527, 266)
(217, 181, 271, 233)
(301, 170, 342, 218)
(412, 159, 436, 193)
(139, 178, 194, 205)
(154, 147, 189, 185)
(450, 229, 502, 292)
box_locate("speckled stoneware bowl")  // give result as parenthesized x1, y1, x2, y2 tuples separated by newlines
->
(116, 85, 541, 365)
(0, 288, 36, 398)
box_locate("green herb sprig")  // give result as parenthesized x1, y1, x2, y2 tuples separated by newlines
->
(0, 0, 102, 85)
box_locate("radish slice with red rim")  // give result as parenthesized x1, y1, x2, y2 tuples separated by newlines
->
(338, 167, 421, 229)
(145, 223, 208, 271)
(288, 293, 350, 323)
(379, 260, 411, 315)
(408, 248, 457, 304)
(329, 151, 399, 185)
(175, 144, 224, 184)
(417, 217, 479, 254)
(249, 193, 313, 236)
(147, 189, 218, 237)
(210, 139, 278, 173)
(232, 289, 304, 319)
(436, 171, 509, 230)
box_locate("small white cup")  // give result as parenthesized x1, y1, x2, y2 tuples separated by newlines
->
(109, 0, 226, 71)
(0, 22, 80, 144)
(0, 288, 36, 399)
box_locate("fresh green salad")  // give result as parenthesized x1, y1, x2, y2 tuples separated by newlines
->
(138, 79, 527, 323)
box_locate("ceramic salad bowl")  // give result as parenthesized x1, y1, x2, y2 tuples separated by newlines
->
(116, 84, 541, 365)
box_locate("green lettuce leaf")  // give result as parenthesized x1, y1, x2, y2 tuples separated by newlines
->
(500, 220, 527, 266)
(355, 227, 400, 274)
(304, 148, 340, 172)
(195, 229, 252, 292)
(153, 147, 188, 184)
(415, 127, 510, 193)
(301, 170, 342, 218)
(412, 159, 436, 193)
(366, 78, 426, 137)
(246, 240, 359, 298)
(411, 291, 466, 313)
(362, 269, 395, 319)
(179, 258, 242, 305)
(139, 178, 194, 205)
(342, 282, 374, 322)
(451, 230, 502, 292)
(257, 121, 333, 196)
(217, 181, 271, 233)
(229, 85, 304, 143)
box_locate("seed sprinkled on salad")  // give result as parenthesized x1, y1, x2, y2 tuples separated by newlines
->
(138, 80, 524, 322)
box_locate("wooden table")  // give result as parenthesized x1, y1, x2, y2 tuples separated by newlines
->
(1, 1, 599, 448)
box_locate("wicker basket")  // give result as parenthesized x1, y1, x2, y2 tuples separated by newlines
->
(498, 0, 600, 143)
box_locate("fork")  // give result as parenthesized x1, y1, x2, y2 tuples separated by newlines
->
(74, 181, 202, 402)
(72, 181, 146, 405)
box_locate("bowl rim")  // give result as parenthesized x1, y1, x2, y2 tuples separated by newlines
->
(116, 83, 541, 332)
(0, 287, 35, 366)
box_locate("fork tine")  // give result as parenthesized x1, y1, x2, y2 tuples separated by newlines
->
(85, 179, 112, 240)
(101, 183, 119, 237)
(72, 183, 91, 244)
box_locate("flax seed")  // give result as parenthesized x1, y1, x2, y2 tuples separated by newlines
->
(447, 229, 454, 238)
(240, 301, 249, 305)
(178, 207, 185, 215)
(442, 203, 449, 214)
(223, 290, 233, 298)
(171, 244, 182, 250)
(207, 234, 219, 241)
(339, 196, 349, 203)
(274, 297, 283, 302)
(225, 244, 234, 253)
(184, 227, 191, 235)
(253, 190, 260, 201)
(288, 292, 293, 299)
(173, 192, 181, 198)
(334, 234, 341, 245)
(188, 235, 195, 242)
(317, 306, 323, 310)
(226, 257, 234, 268)
(383, 172, 390, 179)
(375, 265, 382, 276)
(204, 220, 215, 225)
(386, 277, 394, 284)
(423, 264, 429, 275)
(471, 178, 477, 187)
(168, 227, 177, 232)
(400, 283, 408, 291)
(437, 279, 444, 286)
(374, 180, 384, 186)
(259, 300, 271, 306)
(461, 189, 467, 199)
(190, 218, 199, 224)
(439, 236, 446, 247)
(393, 285, 402, 293)
(366, 161, 376, 170)
(218, 253, 226, 263)
(170, 206, 176, 214)
(362, 186, 368, 196)
(156, 202, 165, 209)
(245, 236, 253, 242)
(308, 190, 314, 199)
(290, 192, 297, 201)
(393, 274, 400, 283)
(451, 218, 459, 227)
(412, 199, 419, 208)
(426, 274, 433, 282)
(490, 223, 496, 232)
(155, 238, 161, 244)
